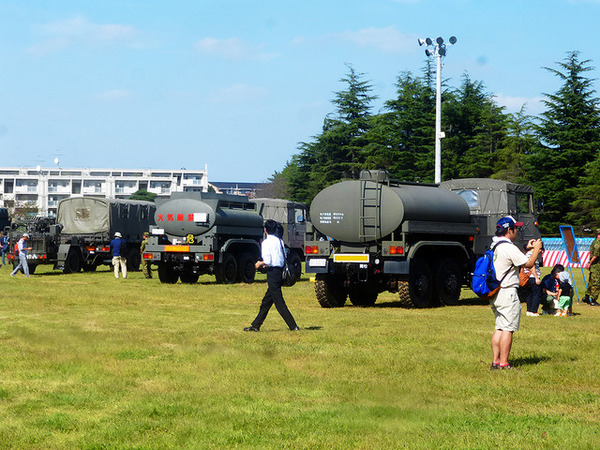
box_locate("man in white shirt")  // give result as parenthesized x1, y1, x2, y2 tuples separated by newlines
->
(244, 219, 299, 332)
(490, 216, 542, 370)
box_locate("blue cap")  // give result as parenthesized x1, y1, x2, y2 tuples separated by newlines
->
(496, 215, 524, 229)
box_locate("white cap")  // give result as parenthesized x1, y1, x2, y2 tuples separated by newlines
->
(114, 232, 122, 238)
(23, 233, 29, 238)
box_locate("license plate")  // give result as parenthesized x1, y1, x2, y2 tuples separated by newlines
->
(308, 258, 327, 267)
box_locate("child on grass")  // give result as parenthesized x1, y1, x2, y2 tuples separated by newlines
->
(557, 270, 574, 317)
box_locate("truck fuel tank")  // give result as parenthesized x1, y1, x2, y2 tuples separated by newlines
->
(310, 179, 471, 244)
(155, 197, 264, 237)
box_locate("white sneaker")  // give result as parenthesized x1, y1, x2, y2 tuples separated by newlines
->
(526, 311, 539, 317)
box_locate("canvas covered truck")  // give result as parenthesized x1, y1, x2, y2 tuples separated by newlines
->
(55, 197, 156, 273)
(144, 193, 308, 285)
(304, 170, 541, 308)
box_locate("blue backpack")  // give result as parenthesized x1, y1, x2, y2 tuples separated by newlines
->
(472, 241, 510, 298)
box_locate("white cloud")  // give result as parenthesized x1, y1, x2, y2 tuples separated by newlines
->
(27, 16, 138, 56)
(92, 89, 132, 101)
(331, 27, 418, 53)
(494, 94, 545, 115)
(209, 84, 268, 104)
(193, 37, 277, 61)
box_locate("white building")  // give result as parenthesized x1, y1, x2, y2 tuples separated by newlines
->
(0, 166, 209, 217)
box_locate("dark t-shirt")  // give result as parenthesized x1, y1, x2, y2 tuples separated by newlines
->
(541, 274, 558, 293)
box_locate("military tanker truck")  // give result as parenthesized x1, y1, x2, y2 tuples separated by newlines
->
(304, 170, 540, 308)
(55, 197, 156, 273)
(144, 193, 308, 284)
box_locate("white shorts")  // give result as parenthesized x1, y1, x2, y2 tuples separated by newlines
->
(490, 287, 521, 332)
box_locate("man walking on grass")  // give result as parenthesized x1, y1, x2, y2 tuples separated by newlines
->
(490, 216, 542, 370)
(10, 233, 32, 278)
(244, 219, 299, 332)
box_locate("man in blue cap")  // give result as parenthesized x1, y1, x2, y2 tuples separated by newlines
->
(489, 216, 542, 370)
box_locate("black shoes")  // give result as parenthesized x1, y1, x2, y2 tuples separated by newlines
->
(583, 295, 599, 306)
(243, 326, 300, 332)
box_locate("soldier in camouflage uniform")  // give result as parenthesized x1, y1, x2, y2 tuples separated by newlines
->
(140, 232, 152, 279)
(583, 229, 600, 306)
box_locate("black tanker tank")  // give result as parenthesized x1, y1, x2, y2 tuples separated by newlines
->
(155, 195, 264, 238)
(310, 178, 470, 244)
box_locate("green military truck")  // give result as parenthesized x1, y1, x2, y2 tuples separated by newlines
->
(55, 197, 156, 273)
(144, 193, 307, 285)
(7, 217, 58, 274)
(304, 170, 541, 308)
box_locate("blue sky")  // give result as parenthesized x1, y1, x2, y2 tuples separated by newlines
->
(1, 0, 600, 182)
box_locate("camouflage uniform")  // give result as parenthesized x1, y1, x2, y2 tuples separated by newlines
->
(140, 233, 152, 279)
(586, 236, 600, 302)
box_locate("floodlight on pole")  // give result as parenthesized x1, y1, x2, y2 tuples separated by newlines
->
(417, 35, 457, 184)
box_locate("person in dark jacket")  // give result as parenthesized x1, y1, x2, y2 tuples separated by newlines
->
(110, 231, 127, 279)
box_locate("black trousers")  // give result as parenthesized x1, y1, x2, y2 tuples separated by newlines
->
(251, 266, 298, 330)
(525, 277, 543, 313)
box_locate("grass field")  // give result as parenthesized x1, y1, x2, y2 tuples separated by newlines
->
(1, 263, 599, 449)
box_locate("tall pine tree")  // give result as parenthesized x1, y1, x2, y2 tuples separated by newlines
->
(525, 51, 600, 233)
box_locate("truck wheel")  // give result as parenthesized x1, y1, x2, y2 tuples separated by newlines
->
(407, 258, 433, 308)
(158, 264, 179, 284)
(63, 251, 82, 274)
(315, 274, 347, 308)
(215, 253, 237, 284)
(236, 252, 256, 284)
(288, 252, 302, 282)
(348, 284, 378, 306)
(28, 264, 37, 275)
(180, 271, 200, 284)
(435, 258, 462, 306)
(127, 249, 141, 272)
(82, 263, 97, 272)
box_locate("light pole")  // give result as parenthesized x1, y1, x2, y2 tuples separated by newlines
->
(418, 36, 457, 184)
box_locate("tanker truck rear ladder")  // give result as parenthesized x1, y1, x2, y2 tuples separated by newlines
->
(359, 170, 387, 243)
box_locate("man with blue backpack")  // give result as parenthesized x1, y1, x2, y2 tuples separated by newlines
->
(488, 216, 542, 370)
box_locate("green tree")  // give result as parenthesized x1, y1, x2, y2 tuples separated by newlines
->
(492, 105, 537, 182)
(367, 69, 436, 182)
(443, 74, 509, 180)
(130, 190, 157, 202)
(284, 65, 377, 203)
(525, 51, 600, 233)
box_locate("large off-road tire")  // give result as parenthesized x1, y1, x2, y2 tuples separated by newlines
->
(315, 274, 347, 308)
(158, 263, 179, 284)
(398, 280, 412, 307)
(215, 253, 237, 284)
(127, 248, 141, 272)
(289, 252, 303, 281)
(63, 250, 82, 274)
(180, 271, 200, 284)
(348, 283, 378, 306)
(435, 257, 462, 306)
(406, 258, 434, 308)
(236, 252, 256, 284)
(82, 262, 97, 272)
